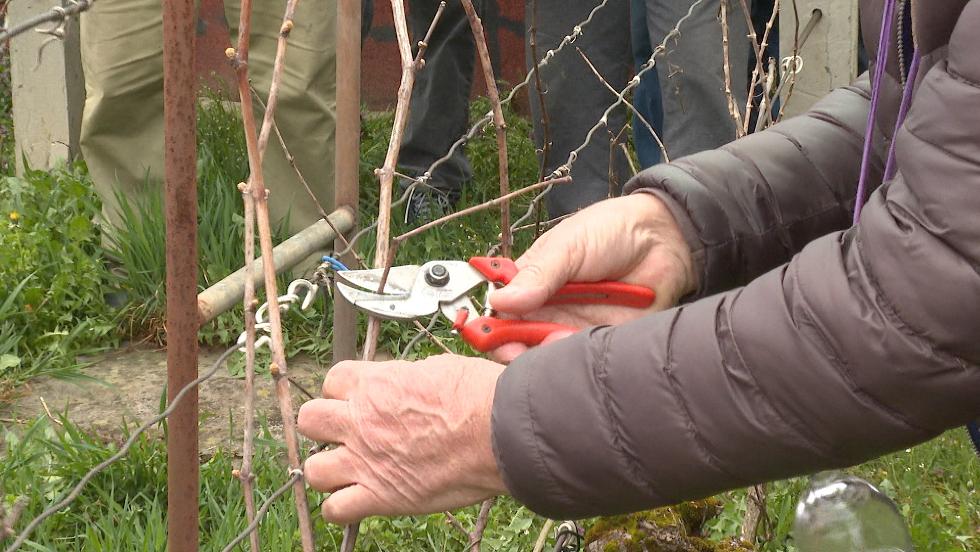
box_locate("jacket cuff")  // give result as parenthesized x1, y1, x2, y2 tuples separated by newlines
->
(491, 343, 573, 518)
(630, 188, 706, 299)
(490, 325, 673, 519)
(623, 164, 736, 298)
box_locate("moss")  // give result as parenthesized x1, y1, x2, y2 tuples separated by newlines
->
(605, 542, 624, 552)
(584, 500, 753, 552)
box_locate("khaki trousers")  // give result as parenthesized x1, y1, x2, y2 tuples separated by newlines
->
(80, 0, 336, 236)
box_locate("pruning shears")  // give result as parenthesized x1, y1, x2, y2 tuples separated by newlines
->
(335, 257, 656, 353)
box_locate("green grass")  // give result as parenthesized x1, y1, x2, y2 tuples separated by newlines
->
(704, 432, 980, 551)
(1, 415, 550, 551)
(2, 414, 976, 550)
(0, 88, 977, 550)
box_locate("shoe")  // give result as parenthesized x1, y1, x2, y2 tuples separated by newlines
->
(404, 186, 459, 225)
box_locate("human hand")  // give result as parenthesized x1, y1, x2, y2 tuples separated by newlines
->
(489, 193, 696, 362)
(297, 354, 507, 524)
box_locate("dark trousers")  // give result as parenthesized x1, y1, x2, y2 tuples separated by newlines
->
(399, 0, 484, 193)
(527, 0, 633, 216)
(403, 0, 634, 217)
(638, 0, 750, 160)
(630, 0, 665, 168)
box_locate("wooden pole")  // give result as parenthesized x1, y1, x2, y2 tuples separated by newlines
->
(332, 0, 363, 365)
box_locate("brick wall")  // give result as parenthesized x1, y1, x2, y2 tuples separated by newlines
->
(195, 0, 528, 112)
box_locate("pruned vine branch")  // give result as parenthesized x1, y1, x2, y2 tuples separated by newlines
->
(229, 0, 316, 547)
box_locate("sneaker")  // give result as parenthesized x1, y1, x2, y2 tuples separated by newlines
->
(404, 186, 459, 225)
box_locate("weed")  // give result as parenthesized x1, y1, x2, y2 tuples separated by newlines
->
(0, 164, 116, 401)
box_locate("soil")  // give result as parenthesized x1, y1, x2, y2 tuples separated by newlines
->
(1, 345, 351, 455)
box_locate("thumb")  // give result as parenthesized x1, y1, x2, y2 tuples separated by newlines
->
(490, 253, 573, 315)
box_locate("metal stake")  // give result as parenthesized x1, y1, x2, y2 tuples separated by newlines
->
(162, 0, 199, 547)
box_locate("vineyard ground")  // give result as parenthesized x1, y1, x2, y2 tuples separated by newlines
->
(2, 346, 333, 454)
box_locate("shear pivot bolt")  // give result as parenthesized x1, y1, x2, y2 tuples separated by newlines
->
(425, 264, 450, 287)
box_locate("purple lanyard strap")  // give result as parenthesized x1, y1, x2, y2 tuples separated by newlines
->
(853, 0, 920, 224)
(849, 4, 980, 456)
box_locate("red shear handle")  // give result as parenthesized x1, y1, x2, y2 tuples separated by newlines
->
(469, 257, 520, 283)
(458, 316, 577, 353)
(469, 257, 656, 308)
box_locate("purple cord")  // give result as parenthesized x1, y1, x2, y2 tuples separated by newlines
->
(853, 0, 898, 224)
(882, 50, 921, 182)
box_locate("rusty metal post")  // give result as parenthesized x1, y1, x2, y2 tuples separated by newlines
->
(332, 0, 362, 365)
(163, 0, 199, 548)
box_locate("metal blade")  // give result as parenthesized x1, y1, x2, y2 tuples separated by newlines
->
(339, 260, 489, 323)
(335, 265, 420, 295)
(336, 282, 439, 320)
(440, 295, 480, 327)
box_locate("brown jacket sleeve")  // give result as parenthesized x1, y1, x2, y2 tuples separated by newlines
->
(491, 4, 980, 520)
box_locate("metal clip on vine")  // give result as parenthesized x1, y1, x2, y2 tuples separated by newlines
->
(236, 278, 319, 352)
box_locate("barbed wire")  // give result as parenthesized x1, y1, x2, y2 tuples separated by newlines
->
(3, 344, 239, 552)
(334, 0, 618, 260)
(0, 0, 93, 44)
(219, 470, 305, 552)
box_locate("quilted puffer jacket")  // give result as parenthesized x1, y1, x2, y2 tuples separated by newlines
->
(491, 0, 980, 518)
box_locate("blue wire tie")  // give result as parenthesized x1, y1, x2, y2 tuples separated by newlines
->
(321, 255, 350, 272)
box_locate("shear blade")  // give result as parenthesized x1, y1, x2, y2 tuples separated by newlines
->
(335, 265, 420, 295)
(335, 282, 439, 320)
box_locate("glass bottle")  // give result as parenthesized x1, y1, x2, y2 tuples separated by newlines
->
(793, 471, 914, 552)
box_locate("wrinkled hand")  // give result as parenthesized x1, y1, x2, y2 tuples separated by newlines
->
(297, 354, 507, 524)
(489, 193, 696, 362)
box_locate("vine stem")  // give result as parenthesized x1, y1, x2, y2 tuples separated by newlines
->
(720, 0, 745, 136)
(237, 180, 260, 552)
(361, 0, 417, 363)
(230, 0, 315, 547)
(740, 0, 780, 134)
(342, 1, 420, 549)
(461, 0, 511, 257)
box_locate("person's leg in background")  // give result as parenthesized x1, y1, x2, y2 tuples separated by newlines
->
(629, 0, 664, 169)
(224, 0, 338, 237)
(362, 0, 374, 47)
(399, 0, 482, 224)
(527, 0, 632, 217)
(82, 0, 340, 239)
(79, 0, 166, 230)
(645, 0, 750, 159)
